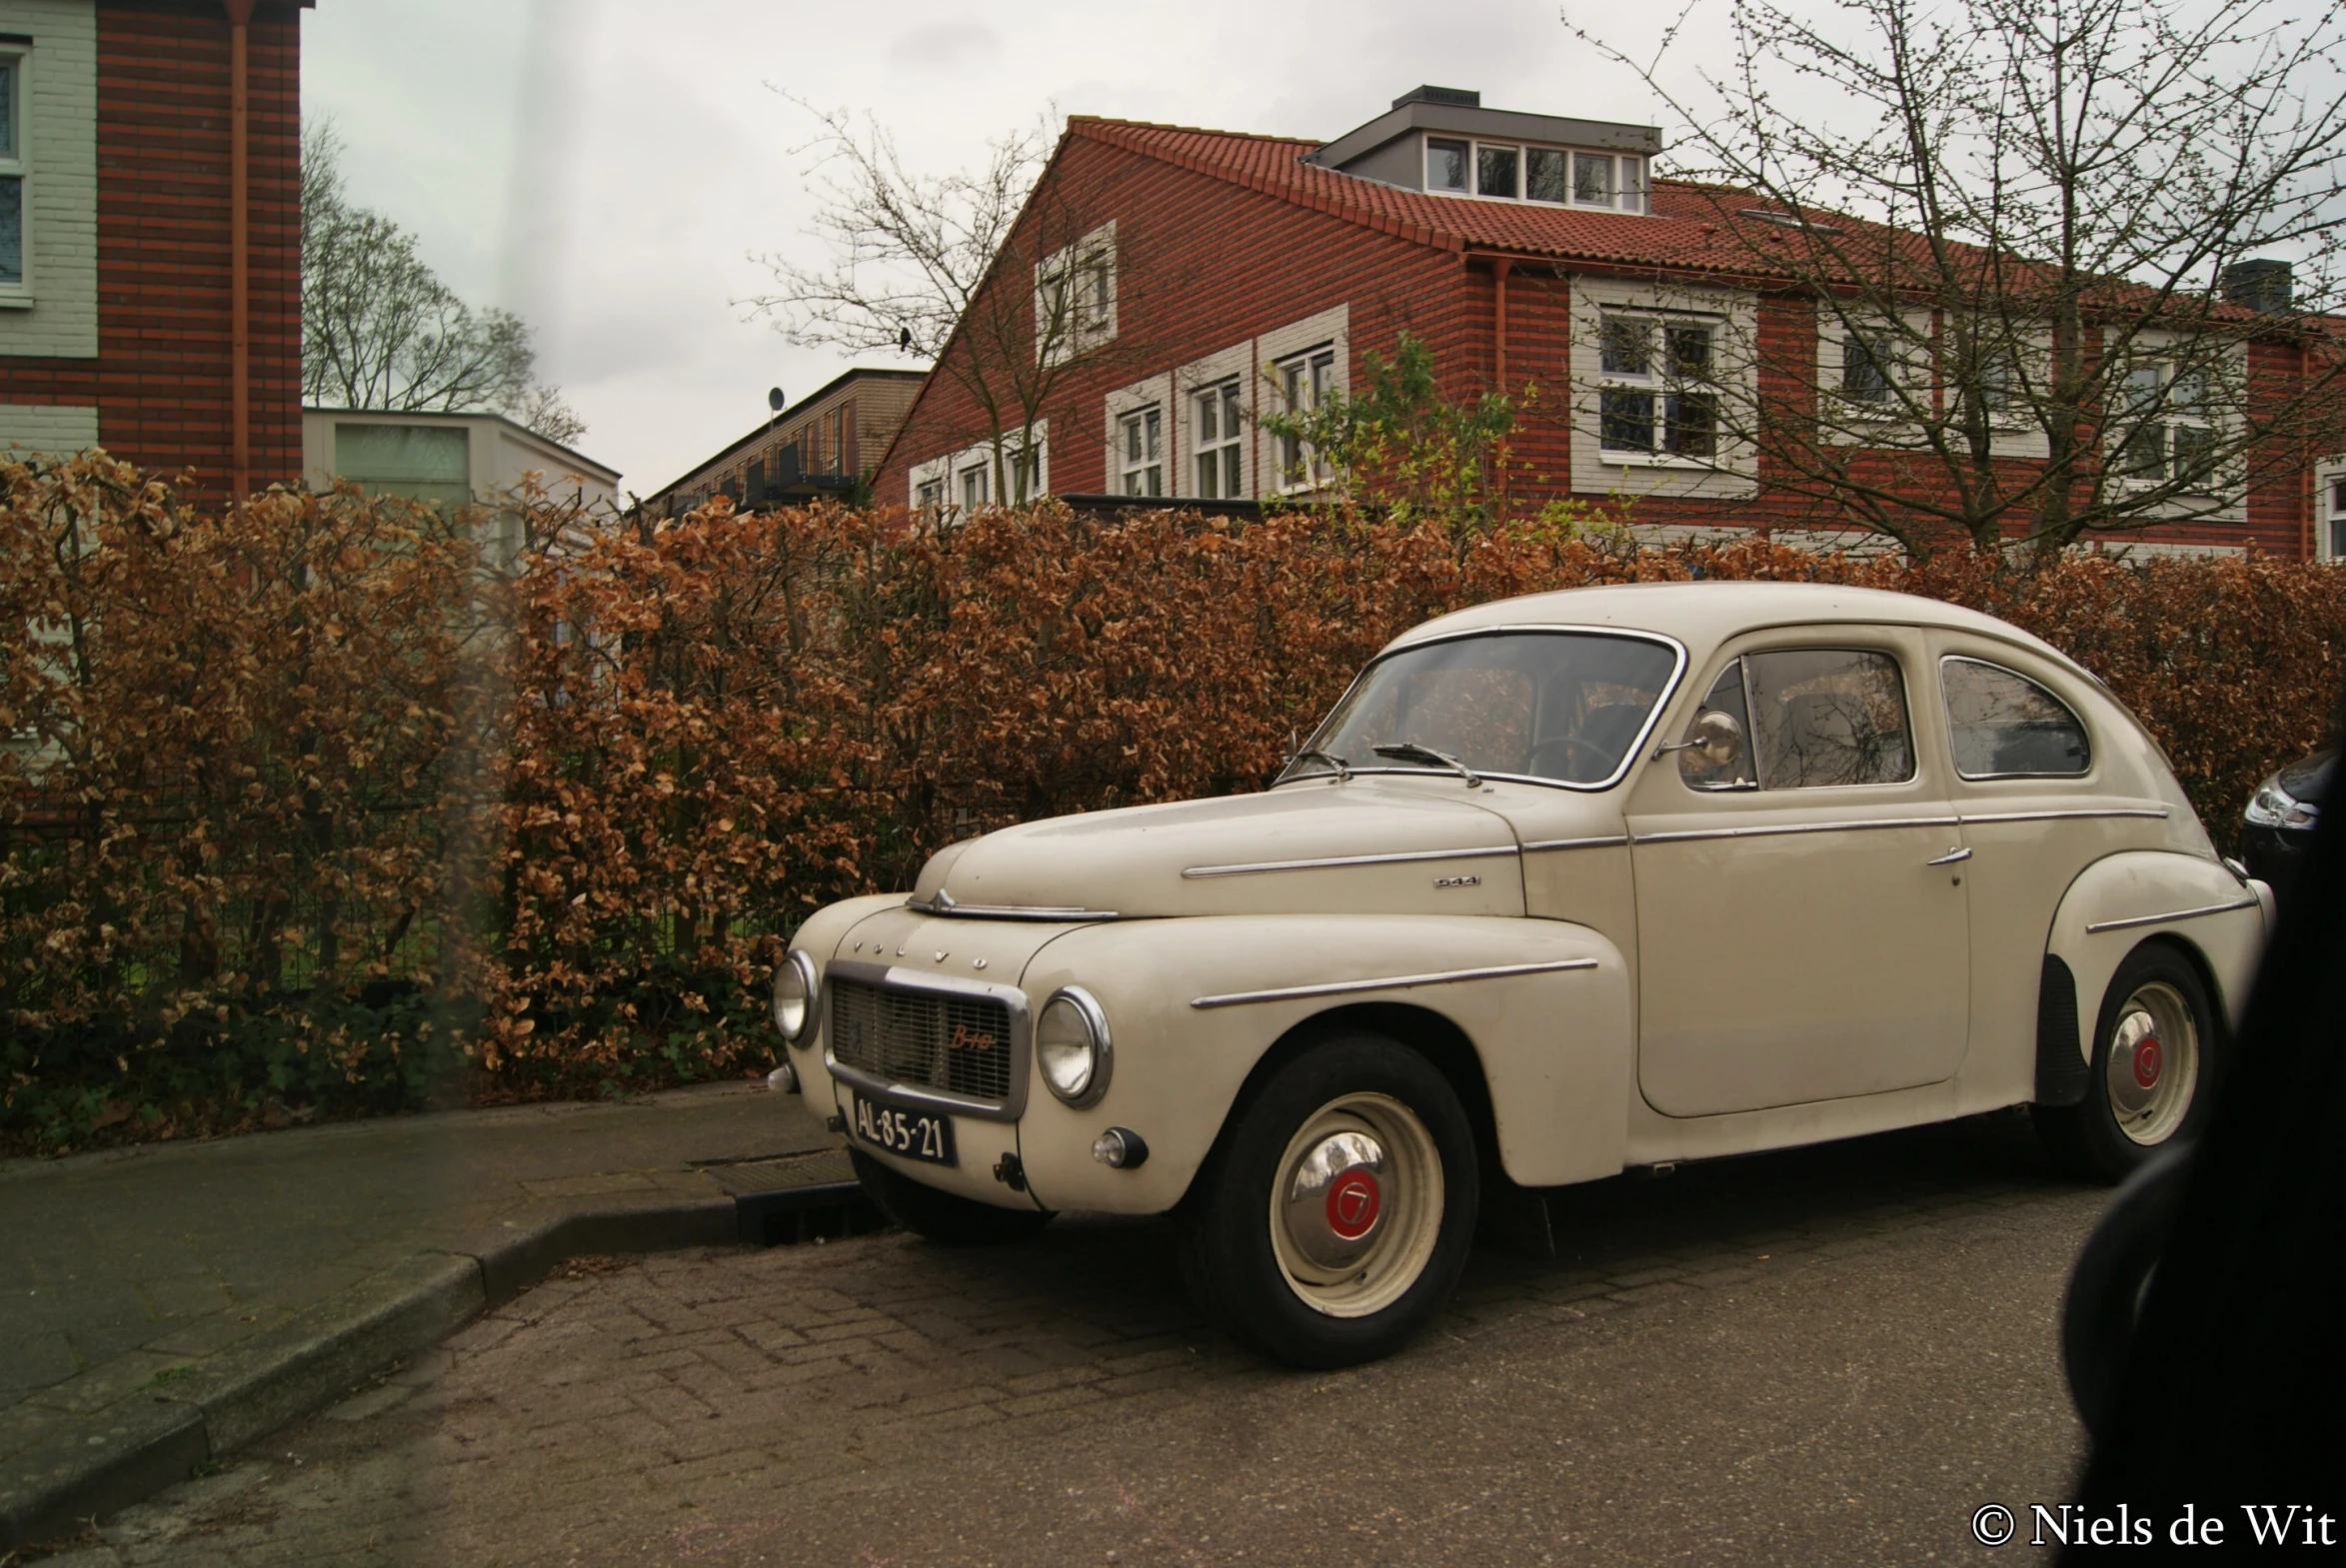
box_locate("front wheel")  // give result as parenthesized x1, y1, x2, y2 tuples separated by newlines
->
(1179, 1036, 1478, 1368)
(2034, 943, 2216, 1183)
(850, 1148, 1053, 1245)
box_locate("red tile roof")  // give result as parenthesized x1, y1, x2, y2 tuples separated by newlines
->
(1071, 116, 1812, 278)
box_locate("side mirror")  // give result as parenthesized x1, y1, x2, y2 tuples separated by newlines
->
(1656, 709, 1744, 767)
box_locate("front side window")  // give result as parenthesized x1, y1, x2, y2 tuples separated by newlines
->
(1301, 631, 1683, 788)
(1193, 380, 1242, 499)
(0, 53, 23, 287)
(1119, 406, 1163, 497)
(1597, 313, 1718, 461)
(1274, 347, 1336, 489)
(1941, 657, 2090, 778)
(1744, 648, 1914, 787)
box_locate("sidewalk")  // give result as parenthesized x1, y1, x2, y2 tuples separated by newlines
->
(0, 1079, 862, 1547)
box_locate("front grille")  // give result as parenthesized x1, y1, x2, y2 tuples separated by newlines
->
(828, 976, 1016, 1101)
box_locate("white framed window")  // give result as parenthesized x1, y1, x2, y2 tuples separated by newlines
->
(1273, 345, 1337, 490)
(1193, 380, 1242, 499)
(0, 47, 26, 291)
(1423, 134, 1645, 213)
(958, 462, 988, 513)
(915, 477, 944, 515)
(2112, 357, 2219, 491)
(1119, 405, 1163, 497)
(2328, 473, 2346, 561)
(1596, 312, 1718, 462)
(1035, 220, 1118, 367)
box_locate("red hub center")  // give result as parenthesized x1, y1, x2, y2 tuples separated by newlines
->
(1325, 1169, 1382, 1241)
(2132, 1035, 2163, 1089)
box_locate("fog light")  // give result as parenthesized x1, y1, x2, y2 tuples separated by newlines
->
(1092, 1126, 1149, 1168)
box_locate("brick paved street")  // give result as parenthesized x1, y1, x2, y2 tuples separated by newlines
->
(40, 1110, 2099, 1567)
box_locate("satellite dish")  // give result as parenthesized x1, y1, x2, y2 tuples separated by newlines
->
(767, 387, 787, 413)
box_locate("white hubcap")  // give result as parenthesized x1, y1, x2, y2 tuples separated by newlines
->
(1268, 1093, 1442, 1318)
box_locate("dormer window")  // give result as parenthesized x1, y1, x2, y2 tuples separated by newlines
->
(1420, 133, 1646, 213)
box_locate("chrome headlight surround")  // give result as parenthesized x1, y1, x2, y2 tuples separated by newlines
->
(772, 948, 820, 1044)
(1036, 985, 1113, 1108)
(2243, 779, 2315, 830)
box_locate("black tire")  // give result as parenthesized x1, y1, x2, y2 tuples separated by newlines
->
(1178, 1034, 1479, 1368)
(850, 1148, 1053, 1245)
(2034, 942, 2217, 1184)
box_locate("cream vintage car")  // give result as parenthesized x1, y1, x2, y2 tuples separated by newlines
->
(770, 583, 2269, 1366)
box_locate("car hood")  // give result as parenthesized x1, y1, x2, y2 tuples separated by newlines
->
(2276, 749, 2336, 810)
(910, 780, 1532, 919)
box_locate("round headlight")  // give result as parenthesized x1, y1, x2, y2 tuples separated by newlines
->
(772, 949, 819, 1043)
(1037, 987, 1112, 1107)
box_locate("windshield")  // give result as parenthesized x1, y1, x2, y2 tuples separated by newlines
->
(1299, 631, 1682, 788)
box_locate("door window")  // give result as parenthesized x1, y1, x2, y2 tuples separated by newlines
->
(1673, 648, 1913, 789)
(1940, 657, 2090, 778)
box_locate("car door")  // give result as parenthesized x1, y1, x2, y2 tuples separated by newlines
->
(1626, 629, 1971, 1116)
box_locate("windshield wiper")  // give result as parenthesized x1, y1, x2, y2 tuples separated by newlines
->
(1279, 747, 1351, 783)
(1370, 742, 1482, 787)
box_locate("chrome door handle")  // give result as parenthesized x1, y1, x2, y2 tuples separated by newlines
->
(1925, 846, 1972, 866)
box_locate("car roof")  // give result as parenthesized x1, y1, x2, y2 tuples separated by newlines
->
(1390, 581, 2081, 673)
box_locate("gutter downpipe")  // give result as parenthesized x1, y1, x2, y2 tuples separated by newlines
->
(225, 0, 254, 509)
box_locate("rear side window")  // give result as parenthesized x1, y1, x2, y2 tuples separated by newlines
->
(1941, 657, 2090, 779)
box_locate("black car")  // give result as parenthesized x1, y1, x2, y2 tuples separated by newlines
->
(2238, 747, 2331, 904)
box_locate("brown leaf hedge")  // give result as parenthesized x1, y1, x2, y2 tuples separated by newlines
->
(4, 453, 2340, 1149)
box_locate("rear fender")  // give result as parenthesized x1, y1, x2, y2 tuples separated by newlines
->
(2045, 851, 2264, 1069)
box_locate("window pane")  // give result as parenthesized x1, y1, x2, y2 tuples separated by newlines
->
(0, 176, 19, 285)
(1312, 631, 1679, 786)
(1572, 152, 1614, 205)
(1146, 408, 1162, 460)
(1842, 334, 1891, 402)
(1599, 390, 1654, 452)
(1427, 137, 1469, 192)
(1665, 325, 1710, 380)
(1942, 658, 2090, 779)
(335, 424, 470, 501)
(2171, 422, 2216, 486)
(1665, 392, 1716, 458)
(1124, 416, 1141, 464)
(1678, 662, 1757, 788)
(1477, 144, 1519, 198)
(1599, 317, 1651, 377)
(1222, 447, 1241, 498)
(0, 59, 15, 158)
(1196, 451, 1218, 499)
(1525, 148, 1566, 203)
(1619, 156, 1647, 212)
(1745, 649, 1913, 788)
(1197, 390, 1218, 443)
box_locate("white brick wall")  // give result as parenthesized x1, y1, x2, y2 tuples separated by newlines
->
(0, 0, 98, 358)
(0, 399, 96, 453)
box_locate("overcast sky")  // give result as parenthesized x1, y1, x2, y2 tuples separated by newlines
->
(301, 0, 1689, 494)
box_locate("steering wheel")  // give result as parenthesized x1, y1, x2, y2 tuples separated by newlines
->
(1526, 736, 1608, 781)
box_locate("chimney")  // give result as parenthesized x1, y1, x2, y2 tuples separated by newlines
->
(1392, 85, 1480, 110)
(2221, 259, 2294, 314)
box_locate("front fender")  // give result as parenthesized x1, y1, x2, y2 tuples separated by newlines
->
(2047, 851, 2264, 1063)
(1014, 913, 1631, 1214)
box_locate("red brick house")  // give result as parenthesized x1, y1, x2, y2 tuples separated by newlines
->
(877, 86, 2346, 559)
(0, 1, 303, 506)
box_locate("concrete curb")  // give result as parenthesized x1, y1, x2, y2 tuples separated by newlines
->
(0, 1179, 871, 1548)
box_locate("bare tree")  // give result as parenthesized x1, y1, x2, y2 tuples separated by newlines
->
(1572, 0, 2346, 558)
(747, 99, 1165, 504)
(301, 122, 586, 447)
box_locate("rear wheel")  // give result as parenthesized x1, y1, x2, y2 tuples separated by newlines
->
(2035, 943, 2215, 1183)
(850, 1148, 1053, 1245)
(1179, 1035, 1478, 1368)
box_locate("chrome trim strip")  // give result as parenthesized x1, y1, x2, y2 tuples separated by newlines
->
(904, 893, 1120, 920)
(1274, 625, 1690, 795)
(821, 959, 1032, 1121)
(1631, 814, 1960, 845)
(1181, 844, 1520, 878)
(1190, 958, 1599, 1010)
(1519, 834, 1631, 852)
(1956, 806, 2170, 824)
(2084, 896, 2260, 935)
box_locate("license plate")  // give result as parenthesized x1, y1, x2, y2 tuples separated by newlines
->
(847, 1089, 959, 1167)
